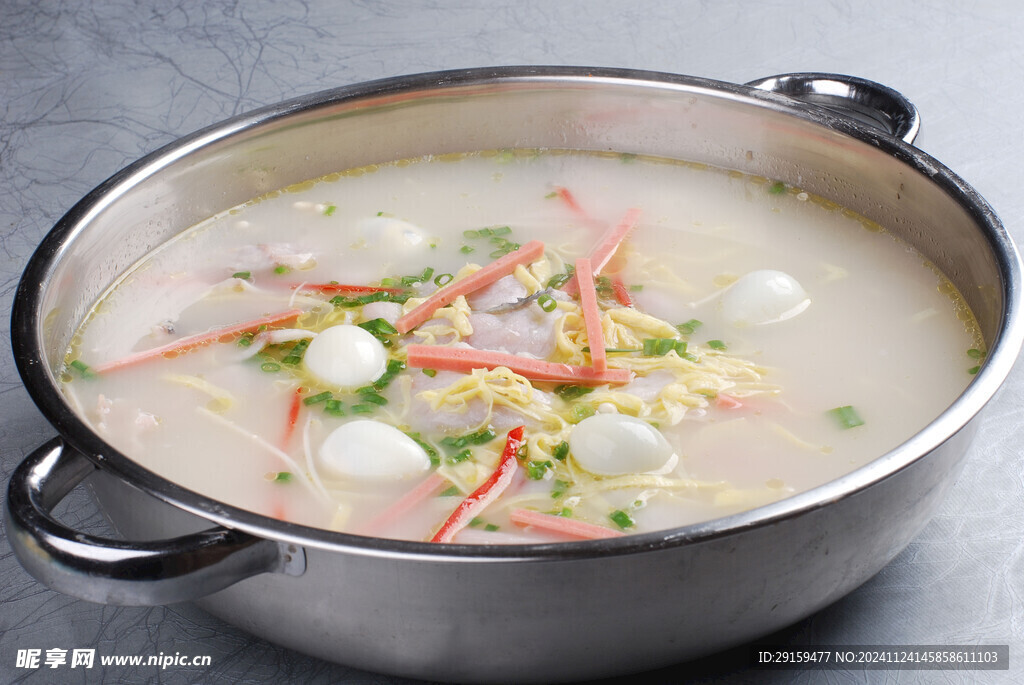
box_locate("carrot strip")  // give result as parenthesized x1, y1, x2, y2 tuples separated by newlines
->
(292, 283, 405, 295)
(564, 207, 642, 296)
(359, 472, 448, 536)
(405, 345, 631, 386)
(509, 508, 625, 540)
(92, 308, 303, 373)
(394, 240, 546, 334)
(280, 387, 303, 449)
(610, 275, 633, 307)
(431, 426, 524, 543)
(575, 258, 606, 373)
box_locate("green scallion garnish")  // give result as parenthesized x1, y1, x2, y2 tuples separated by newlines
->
(609, 510, 635, 529)
(629, 284, 643, 292)
(460, 245, 475, 254)
(768, 181, 786, 194)
(526, 460, 553, 480)
(351, 404, 374, 414)
(537, 294, 557, 312)
(968, 365, 981, 375)
(69, 359, 94, 378)
(642, 338, 687, 357)
(677, 319, 703, 335)
(434, 273, 453, 287)
(552, 441, 570, 461)
(469, 516, 484, 527)
(828, 405, 864, 429)
(967, 348, 984, 359)
(281, 338, 310, 365)
(554, 384, 594, 401)
(360, 393, 388, 406)
(465, 428, 497, 445)
(463, 229, 480, 239)
(274, 265, 290, 275)
(551, 479, 569, 498)
(707, 339, 727, 350)
(273, 471, 293, 483)
(422, 368, 437, 377)
(232, 271, 251, 280)
(323, 399, 345, 416)
(303, 391, 332, 406)
(324, 204, 337, 216)
(447, 448, 473, 465)
(260, 362, 281, 373)
(439, 486, 460, 497)
(484, 523, 500, 532)
(545, 191, 558, 199)
(571, 404, 596, 423)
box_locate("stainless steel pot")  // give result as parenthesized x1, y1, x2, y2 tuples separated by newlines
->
(7, 67, 1022, 683)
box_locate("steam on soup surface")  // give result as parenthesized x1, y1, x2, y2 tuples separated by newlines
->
(63, 151, 981, 543)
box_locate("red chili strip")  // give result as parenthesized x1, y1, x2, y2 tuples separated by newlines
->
(430, 426, 525, 543)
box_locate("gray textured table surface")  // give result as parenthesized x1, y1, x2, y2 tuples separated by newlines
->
(2, 1, 1022, 683)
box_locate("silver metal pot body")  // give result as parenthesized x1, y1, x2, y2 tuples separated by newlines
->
(8, 67, 1022, 683)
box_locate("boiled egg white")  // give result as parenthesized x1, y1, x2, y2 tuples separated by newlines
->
(568, 414, 675, 476)
(719, 269, 810, 327)
(303, 324, 387, 389)
(319, 420, 431, 480)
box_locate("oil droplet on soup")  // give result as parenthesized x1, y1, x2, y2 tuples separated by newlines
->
(62, 151, 981, 543)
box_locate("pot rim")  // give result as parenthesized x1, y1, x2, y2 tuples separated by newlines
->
(12, 65, 1023, 562)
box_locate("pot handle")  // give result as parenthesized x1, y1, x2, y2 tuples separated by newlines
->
(4, 437, 306, 606)
(745, 72, 921, 145)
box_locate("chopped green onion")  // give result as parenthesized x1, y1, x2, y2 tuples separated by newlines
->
(677, 319, 703, 335)
(281, 339, 310, 365)
(351, 404, 374, 414)
(274, 265, 289, 275)
(422, 368, 437, 377)
(547, 272, 571, 289)
(360, 392, 388, 406)
(237, 332, 255, 347)
(303, 391, 332, 406)
(372, 359, 405, 391)
(69, 359, 94, 378)
(707, 339, 727, 350)
(469, 516, 484, 527)
(463, 229, 480, 239)
(526, 460, 554, 480)
(768, 181, 786, 194)
(484, 523, 500, 532)
(620, 152, 637, 163)
(273, 471, 293, 483)
(609, 510, 635, 529)
(571, 404, 596, 423)
(968, 365, 981, 375)
(545, 191, 558, 199)
(260, 362, 281, 373)
(232, 270, 251, 280)
(324, 204, 337, 216)
(828, 405, 865, 429)
(537, 294, 557, 313)
(447, 448, 473, 465)
(465, 429, 497, 445)
(628, 284, 644, 292)
(439, 486, 460, 497)
(554, 384, 594, 401)
(380, 277, 401, 287)
(967, 348, 984, 359)
(434, 273, 454, 287)
(323, 399, 345, 416)
(460, 245, 475, 254)
(551, 479, 569, 498)
(440, 435, 469, 453)
(552, 441, 570, 461)
(642, 338, 687, 357)
(358, 318, 398, 345)
(492, 226, 512, 236)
